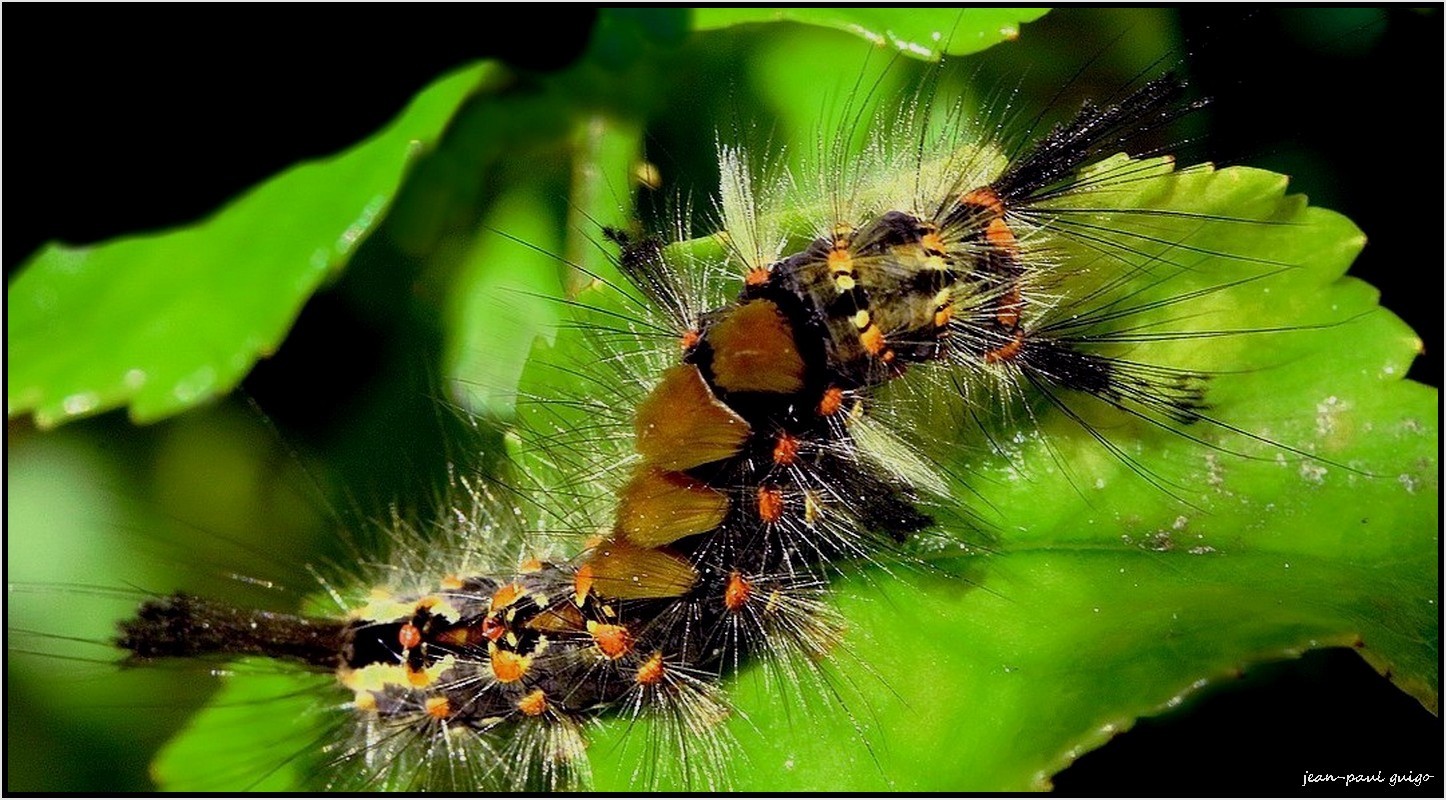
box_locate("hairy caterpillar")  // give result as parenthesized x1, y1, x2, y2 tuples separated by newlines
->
(8, 7, 1434, 792)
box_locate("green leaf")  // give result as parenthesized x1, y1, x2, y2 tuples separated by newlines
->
(578, 160, 1438, 789)
(445, 110, 644, 420)
(446, 186, 566, 420)
(151, 661, 331, 792)
(692, 7, 1051, 58)
(6, 64, 494, 428)
(6, 431, 215, 791)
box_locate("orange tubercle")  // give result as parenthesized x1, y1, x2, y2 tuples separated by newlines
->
(517, 689, 548, 717)
(490, 649, 530, 683)
(398, 622, 422, 650)
(724, 571, 752, 612)
(635, 651, 666, 685)
(745, 266, 771, 286)
(757, 486, 785, 523)
(772, 433, 799, 465)
(819, 387, 844, 416)
(425, 696, 451, 719)
(491, 583, 524, 610)
(920, 231, 946, 255)
(589, 622, 635, 659)
(679, 328, 701, 350)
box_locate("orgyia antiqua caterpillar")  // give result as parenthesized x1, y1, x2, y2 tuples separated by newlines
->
(7, 8, 1439, 793)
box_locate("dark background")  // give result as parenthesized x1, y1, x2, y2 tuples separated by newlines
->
(5, 6, 1441, 795)
(6, 8, 1441, 390)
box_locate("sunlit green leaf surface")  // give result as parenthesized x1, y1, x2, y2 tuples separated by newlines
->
(7, 65, 494, 427)
(693, 7, 1050, 58)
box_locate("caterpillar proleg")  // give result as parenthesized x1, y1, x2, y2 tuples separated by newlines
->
(7, 7, 1438, 793)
